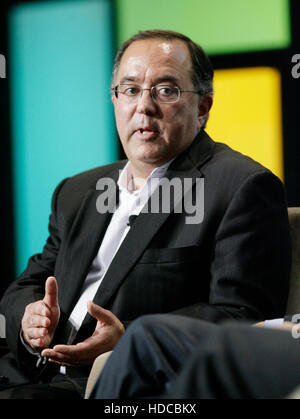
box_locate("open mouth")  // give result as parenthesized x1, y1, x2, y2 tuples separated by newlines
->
(137, 128, 159, 135)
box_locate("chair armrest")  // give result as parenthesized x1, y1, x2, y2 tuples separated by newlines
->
(84, 351, 112, 399)
(0, 313, 8, 356)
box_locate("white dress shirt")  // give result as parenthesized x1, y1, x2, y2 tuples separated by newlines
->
(264, 318, 284, 327)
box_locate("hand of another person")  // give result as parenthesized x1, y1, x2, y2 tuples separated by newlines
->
(41, 301, 125, 366)
(21, 276, 60, 351)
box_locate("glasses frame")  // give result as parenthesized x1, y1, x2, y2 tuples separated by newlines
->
(112, 84, 201, 104)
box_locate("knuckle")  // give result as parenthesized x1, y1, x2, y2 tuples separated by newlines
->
(37, 301, 46, 314)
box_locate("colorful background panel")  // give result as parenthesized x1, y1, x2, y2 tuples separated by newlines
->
(116, 0, 291, 54)
(8, 0, 117, 274)
(206, 67, 283, 180)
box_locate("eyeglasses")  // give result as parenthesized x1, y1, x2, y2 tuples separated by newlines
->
(112, 84, 201, 104)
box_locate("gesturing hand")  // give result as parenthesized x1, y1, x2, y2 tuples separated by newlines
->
(41, 301, 125, 366)
(21, 276, 60, 351)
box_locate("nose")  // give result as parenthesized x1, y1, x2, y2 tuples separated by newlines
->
(136, 88, 158, 115)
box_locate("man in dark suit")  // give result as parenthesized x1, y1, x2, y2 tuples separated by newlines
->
(0, 29, 291, 398)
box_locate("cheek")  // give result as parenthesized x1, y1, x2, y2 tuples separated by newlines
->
(163, 105, 185, 130)
(166, 105, 198, 135)
(114, 105, 133, 135)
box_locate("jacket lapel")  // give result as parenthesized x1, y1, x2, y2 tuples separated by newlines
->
(91, 129, 215, 309)
(75, 130, 215, 340)
(58, 169, 121, 318)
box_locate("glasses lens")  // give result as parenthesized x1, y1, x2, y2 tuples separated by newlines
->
(119, 85, 141, 97)
(155, 86, 179, 103)
(116, 84, 180, 103)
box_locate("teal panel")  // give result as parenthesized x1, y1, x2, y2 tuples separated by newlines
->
(116, 0, 291, 54)
(9, 0, 117, 275)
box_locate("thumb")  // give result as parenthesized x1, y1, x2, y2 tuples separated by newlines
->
(43, 276, 59, 308)
(87, 301, 114, 325)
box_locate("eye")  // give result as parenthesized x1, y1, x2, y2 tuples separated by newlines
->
(122, 85, 140, 96)
(157, 86, 178, 98)
(159, 86, 173, 95)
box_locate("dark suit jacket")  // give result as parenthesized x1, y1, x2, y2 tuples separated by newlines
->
(0, 129, 291, 383)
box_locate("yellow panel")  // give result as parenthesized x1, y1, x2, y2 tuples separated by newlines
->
(206, 67, 283, 180)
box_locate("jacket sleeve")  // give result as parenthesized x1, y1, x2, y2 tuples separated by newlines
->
(0, 178, 68, 376)
(171, 171, 291, 323)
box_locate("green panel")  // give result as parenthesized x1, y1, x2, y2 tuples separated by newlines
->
(115, 0, 291, 54)
(9, 0, 117, 275)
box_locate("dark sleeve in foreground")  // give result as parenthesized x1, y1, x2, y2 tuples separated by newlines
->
(91, 314, 300, 399)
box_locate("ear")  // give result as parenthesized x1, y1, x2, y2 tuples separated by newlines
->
(197, 95, 213, 130)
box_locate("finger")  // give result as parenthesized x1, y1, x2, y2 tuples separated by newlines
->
(42, 346, 80, 365)
(43, 276, 58, 309)
(48, 358, 73, 367)
(42, 350, 72, 364)
(29, 337, 46, 349)
(27, 314, 50, 328)
(26, 301, 50, 317)
(52, 343, 89, 357)
(42, 345, 75, 358)
(87, 301, 115, 324)
(24, 331, 50, 350)
(26, 326, 48, 340)
(42, 341, 93, 365)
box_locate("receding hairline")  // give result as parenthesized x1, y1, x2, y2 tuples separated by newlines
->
(112, 29, 214, 96)
(113, 38, 197, 87)
(114, 37, 194, 82)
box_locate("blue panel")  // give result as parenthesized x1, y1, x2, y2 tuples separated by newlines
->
(8, 0, 117, 274)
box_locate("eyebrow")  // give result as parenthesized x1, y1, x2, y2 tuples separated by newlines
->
(119, 74, 181, 86)
(119, 76, 137, 85)
(154, 75, 181, 86)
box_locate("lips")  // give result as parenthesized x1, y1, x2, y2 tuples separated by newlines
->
(137, 127, 159, 134)
(139, 129, 156, 135)
(134, 128, 160, 141)
(134, 125, 160, 138)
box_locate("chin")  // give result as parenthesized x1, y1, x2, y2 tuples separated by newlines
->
(141, 154, 172, 166)
(133, 147, 165, 162)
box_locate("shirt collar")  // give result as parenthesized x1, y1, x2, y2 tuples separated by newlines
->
(117, 158, 175, 195)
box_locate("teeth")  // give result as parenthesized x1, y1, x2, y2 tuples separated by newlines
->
(139, 129, 154, 133)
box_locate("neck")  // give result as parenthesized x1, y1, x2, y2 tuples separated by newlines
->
(129, 163, 158, 190)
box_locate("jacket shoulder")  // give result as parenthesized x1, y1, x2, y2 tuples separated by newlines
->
(67, 160, 126, 188)
(205, 141, 281, 186)
(201, 140, 285, 209)
(52, 160, 126, 213)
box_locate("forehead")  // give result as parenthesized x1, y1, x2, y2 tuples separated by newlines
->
(116, 38, 193, 84)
